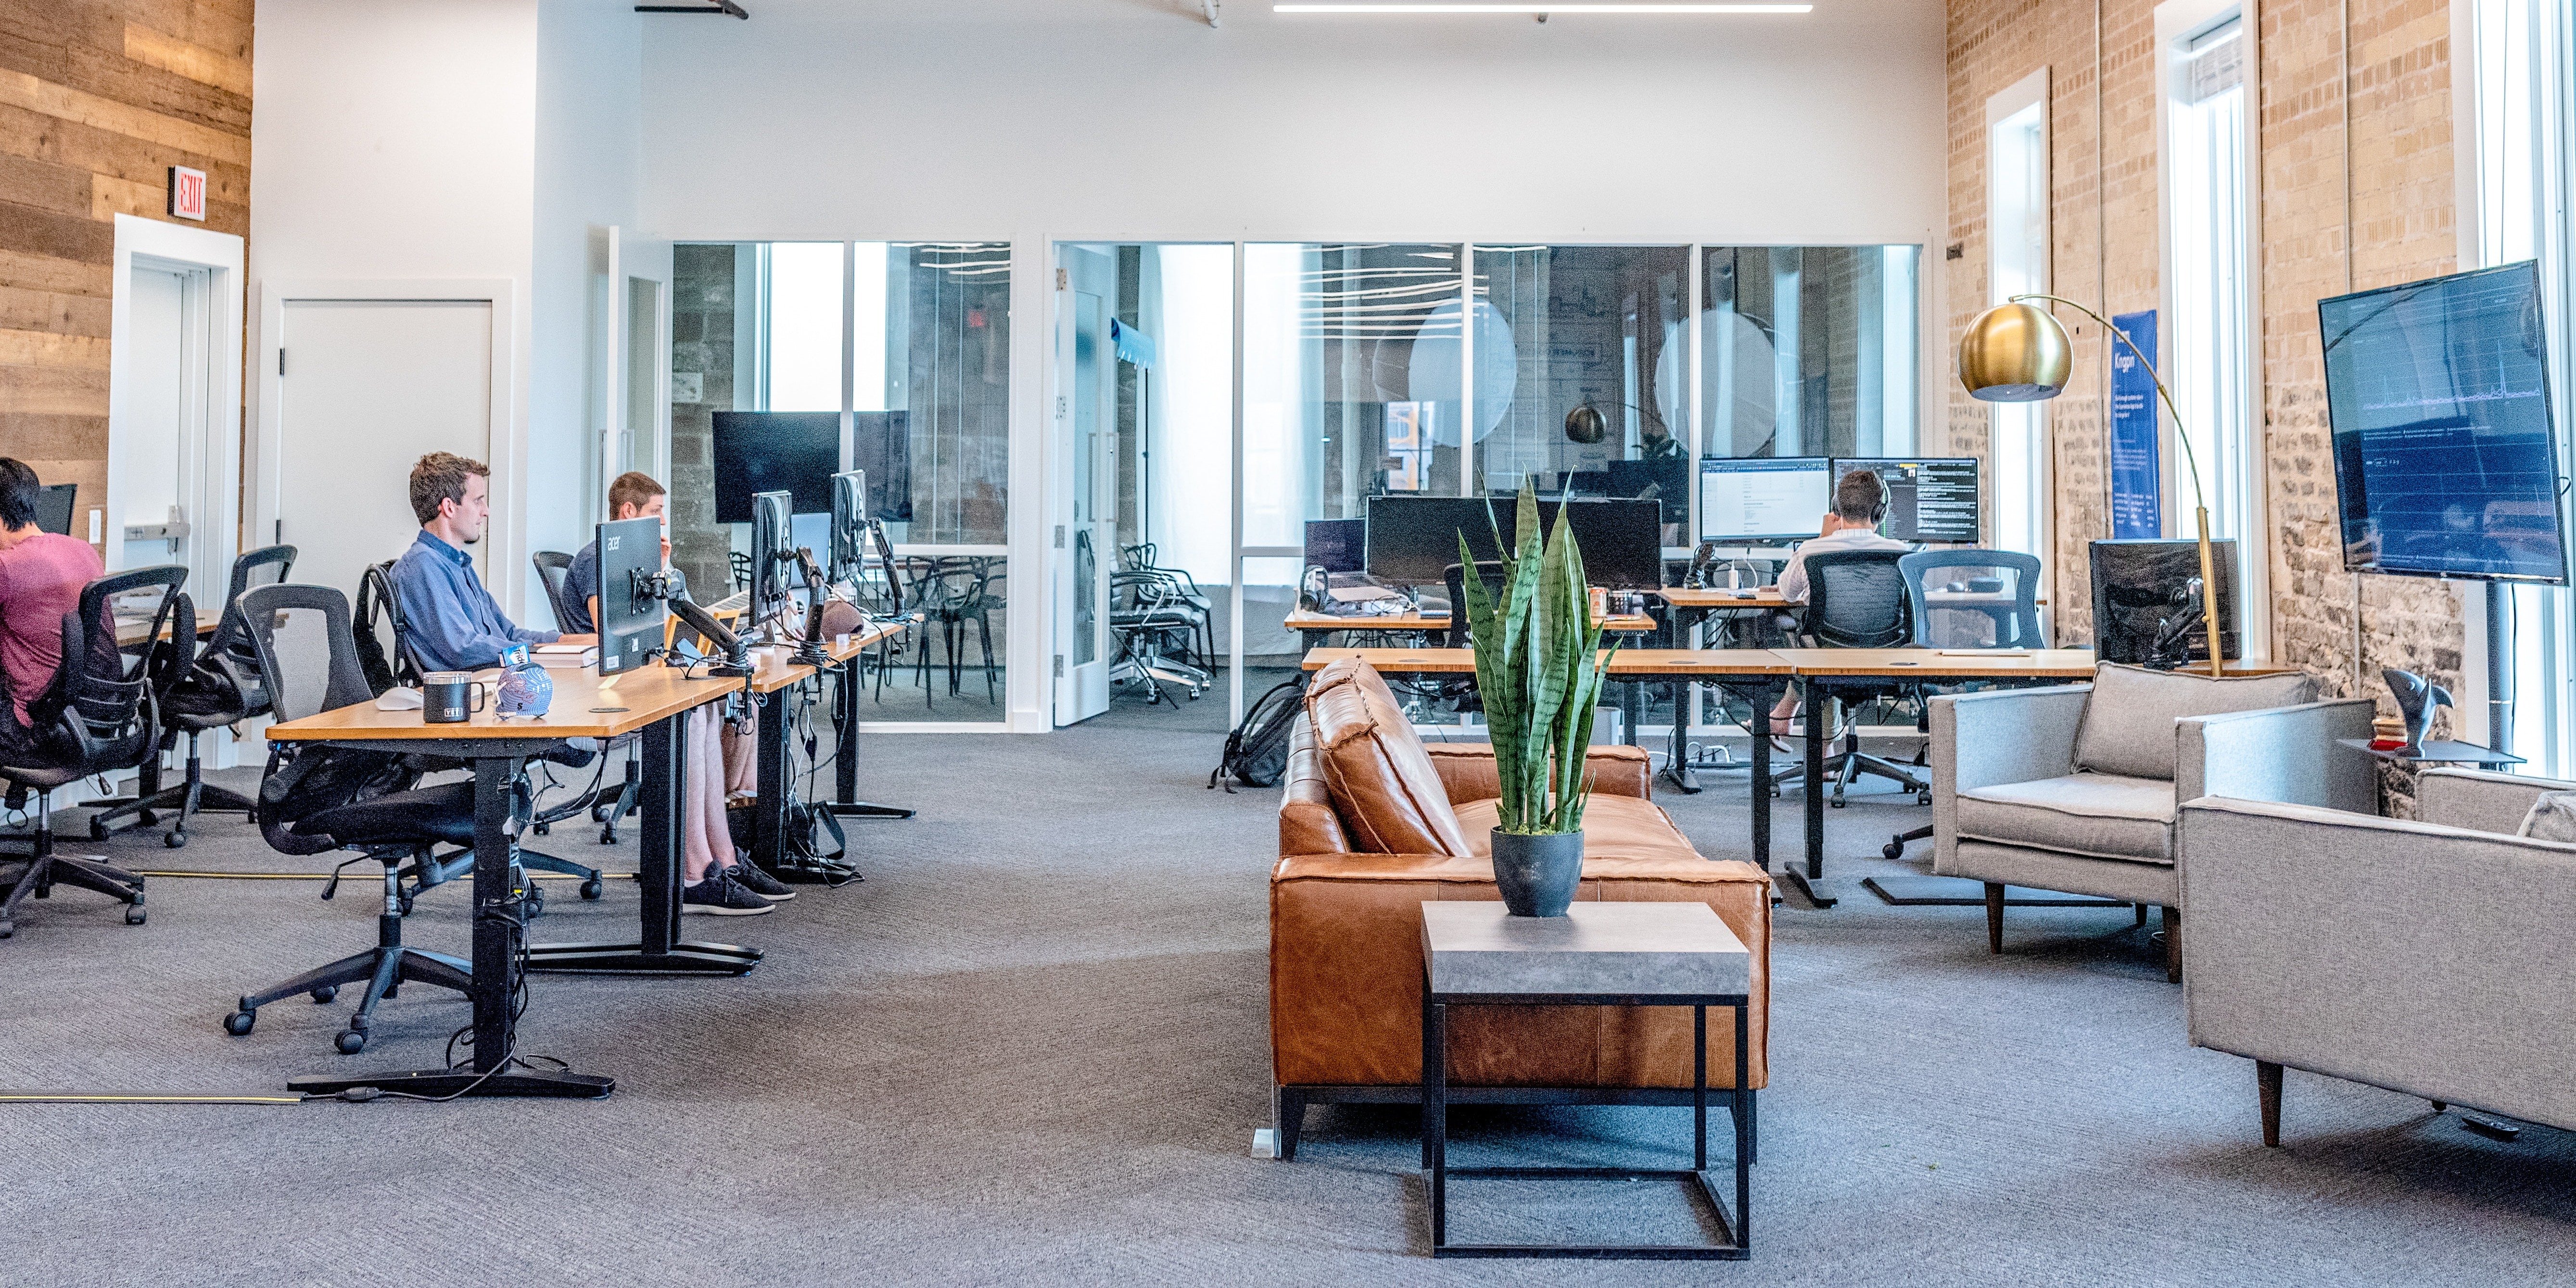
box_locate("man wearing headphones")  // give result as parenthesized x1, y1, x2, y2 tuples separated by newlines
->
(1768, 467, 1907, 737)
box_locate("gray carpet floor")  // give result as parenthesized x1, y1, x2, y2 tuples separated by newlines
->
(1, 697, 2570, 1286)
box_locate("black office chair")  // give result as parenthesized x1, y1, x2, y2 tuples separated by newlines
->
(222, 582, 478, 1053)
(1775, 548, 1928, 807)
(354, 559, 605, 902)
(527, 548, 641, 844)
(1882, 550, 2045, 860)
(533, 549, 584, 633)
(0, 566, 190, 937)
(86, 545, 297, 847)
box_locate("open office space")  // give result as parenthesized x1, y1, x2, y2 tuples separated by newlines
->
(0, 0, 2571, 1282)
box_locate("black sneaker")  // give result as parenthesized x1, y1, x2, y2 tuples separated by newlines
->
(681, 872, 775, 916)
(726, 862, 795, 902)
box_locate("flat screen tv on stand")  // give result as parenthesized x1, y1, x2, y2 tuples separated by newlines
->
(2320, 261, 2569, 750)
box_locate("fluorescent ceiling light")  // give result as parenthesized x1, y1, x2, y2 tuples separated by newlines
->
(1276, 4, 1813, 13)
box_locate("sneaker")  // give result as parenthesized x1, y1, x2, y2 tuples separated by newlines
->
(726, 862, 796, 902)
(681, 872, 775, 916)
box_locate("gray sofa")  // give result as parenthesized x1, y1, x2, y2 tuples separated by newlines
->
(1929, 666, 2376, 980)
(2179, 768, 2576, 1144)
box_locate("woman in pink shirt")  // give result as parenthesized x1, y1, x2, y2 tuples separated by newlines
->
(0, 459, 105, 762)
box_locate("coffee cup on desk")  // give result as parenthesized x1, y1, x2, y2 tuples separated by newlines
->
(422, 672, 488, 723)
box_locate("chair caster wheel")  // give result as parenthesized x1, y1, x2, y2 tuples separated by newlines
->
(0, 920, 12, 937)
(396, 895, 414, 917)
(125, 905, 146, 925)
(533, 822, 550, 836)
(312, 985, 337, 1003)
(89, 820, 109, 840)
(1830, 799, 1847, 809)
(224, 1010, 255, 1036)
(1883, 842, 1905, 860)
(579, 878, 604, 900)
(165, 829, 189, 848)
(334, 1030, 367, 1055)
(1917, 791, 1932, 807)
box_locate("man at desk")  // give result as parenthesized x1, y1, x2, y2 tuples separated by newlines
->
(1767, 467, 1906, 739)
(0, 458, 103, 764)
(391, 454, 786, 915)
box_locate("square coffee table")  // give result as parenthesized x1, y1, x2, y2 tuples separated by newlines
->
(1418, 900, 1752, 1260)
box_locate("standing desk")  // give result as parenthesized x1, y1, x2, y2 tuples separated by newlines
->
(1299, 646, 1797, 872)
(1285, 608, 1658, 655)
(742, 618, 914, 883)
(264, 664, 752, 1099)
(1654, 588, 1791, 792)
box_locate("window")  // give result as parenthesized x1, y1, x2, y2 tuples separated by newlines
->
(1988, 71, 2052, 571)
(2159, 4, 2267, 655)
(1698, 245, 1919, 466)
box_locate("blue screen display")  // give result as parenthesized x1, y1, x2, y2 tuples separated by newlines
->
(2321, 262, 2567, 584)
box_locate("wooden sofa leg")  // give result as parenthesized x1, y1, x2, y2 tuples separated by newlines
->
(2162, 906, 2182, 983)
(1984, 883, 2005, 953)
(1275, 1087, 1306, 1161)
(2257, 1061, 2283, 1147)
(2135, 902, 2149, 927)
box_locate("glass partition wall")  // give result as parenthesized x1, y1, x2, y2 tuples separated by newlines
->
(671, 241, 1011, 725)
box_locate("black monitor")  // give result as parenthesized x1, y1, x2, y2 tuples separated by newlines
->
(749, 490, 794, 638)
(1698, 457, 1832, 540)
(2320, 262, 2568, 584)
(713, 411, 838, 523)
(594, 515, 666, 676)
(32, 483, 75, 537)
(1835, 457, 1981, 543)
(1305, 518, 1364, 574)
(1364, 496, 1663, 590)
(830, 469, 870, 584)
(2091, 538, 2241, 665)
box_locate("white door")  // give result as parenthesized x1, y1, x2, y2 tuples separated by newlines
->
(619, 231, 674, 485)
(1053, 248, 1116, 725)
(111, 265, 203, 576)
(273, 299, 495, 603)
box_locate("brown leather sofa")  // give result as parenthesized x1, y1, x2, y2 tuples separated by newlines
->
(1271, 657, 1773, 1159)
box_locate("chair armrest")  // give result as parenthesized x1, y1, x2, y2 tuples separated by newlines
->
(2176, 797, 2576, 1130)
(2177, 699, 2376, 813)
(2417, 766, 2576, 834)
(1423, 744, 1653, 804)
(1930, 684, 2089, 795)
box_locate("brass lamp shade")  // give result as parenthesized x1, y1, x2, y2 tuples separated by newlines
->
(1958, 302, 2073, 403)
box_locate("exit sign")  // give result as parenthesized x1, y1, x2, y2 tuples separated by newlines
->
(168, 166, 206, 221)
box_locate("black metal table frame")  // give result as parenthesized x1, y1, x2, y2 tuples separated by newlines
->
(1422, 983, 1752, 1261)
(748, 651, 915, 884)
(1653, 594, 1788, 796)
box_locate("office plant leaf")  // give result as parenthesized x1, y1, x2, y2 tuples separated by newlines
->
(1459, 483, 1614, 835)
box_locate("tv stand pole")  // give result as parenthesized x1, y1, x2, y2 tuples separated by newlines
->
(2488, 580, 2513, 754)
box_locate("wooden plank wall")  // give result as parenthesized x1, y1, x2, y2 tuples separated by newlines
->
(0, 0, 252, 551)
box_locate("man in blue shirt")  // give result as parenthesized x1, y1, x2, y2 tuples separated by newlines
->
(390, 452, 592, 672)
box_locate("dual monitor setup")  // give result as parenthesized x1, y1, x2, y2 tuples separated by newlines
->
(595, 468, 902, 679)
(1698, 456, 1982, 543)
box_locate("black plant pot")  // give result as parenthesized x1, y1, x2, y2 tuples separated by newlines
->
(1490, 828, 1584, 918)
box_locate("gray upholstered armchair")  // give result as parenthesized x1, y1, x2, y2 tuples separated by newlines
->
(2179, 769, 2576, 1144)
(1929, 664, 2375, 980)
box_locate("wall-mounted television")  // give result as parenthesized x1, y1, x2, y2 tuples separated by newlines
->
(2320, 262, 2569, 584)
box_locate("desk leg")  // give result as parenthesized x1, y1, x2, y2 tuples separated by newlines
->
(1784, 686, 1836, 908)
(526, 707, 762, 975)
(1665, 676, 1701, 795)
(759, 681, 860, 884)
(287, 755, 614, 1099)
(828, 659, 914, 820)
(1751, 682, 1772, 872)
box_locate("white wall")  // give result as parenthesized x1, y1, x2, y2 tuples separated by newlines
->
(251, 0, 543, 615)
(532, 0, 646, 581)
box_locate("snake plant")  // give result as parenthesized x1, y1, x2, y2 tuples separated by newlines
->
(1456, 484, 1617, 835)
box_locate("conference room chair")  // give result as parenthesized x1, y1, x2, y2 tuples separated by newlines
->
(0, 566, 190, 938)
(85, 545, 296, 848)
(1121, 542, 1215, 670)
(1775, 548, 1928, 808)
(1882, 549, 2043, 860)
(222, 582, 477, 1053)
(1107, 560, 1209, 707)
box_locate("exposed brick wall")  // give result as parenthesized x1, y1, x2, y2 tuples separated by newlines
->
(1947, 0, 2466, 744)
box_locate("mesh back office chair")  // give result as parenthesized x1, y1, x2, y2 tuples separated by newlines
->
(1776, 549, 1929, 807)
(86, 544, 297, 847)
(354, 560, 606, 902)
(0, 566, 190, 937)
(1881, 550, 2045, 860)
(533, 549, 583, 633)
(221, 582, 477, 1053)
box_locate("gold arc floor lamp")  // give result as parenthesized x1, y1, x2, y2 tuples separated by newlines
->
(1959, 294, 2228, 678)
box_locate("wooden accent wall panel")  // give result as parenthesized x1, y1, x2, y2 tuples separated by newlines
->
(0, 0, 250, 548)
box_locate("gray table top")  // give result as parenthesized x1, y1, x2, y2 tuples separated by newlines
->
(1420, 901, 1749, 999)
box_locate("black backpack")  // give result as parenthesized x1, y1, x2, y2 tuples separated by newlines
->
(1209, 676, 1305, 793)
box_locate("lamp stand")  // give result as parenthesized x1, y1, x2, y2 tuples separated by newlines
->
(2192, 505, 2223, 679)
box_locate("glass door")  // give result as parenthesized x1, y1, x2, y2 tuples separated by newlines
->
(1055, 246, 1116, 724)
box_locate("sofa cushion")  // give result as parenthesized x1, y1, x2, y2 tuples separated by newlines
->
(2071, 663, 2319, 781)
(2518, 791, 2576, 844)
(1306, 671, 1474, 857)
(1454, 795, 1697, 866)
(1309, 653, 1403, 709)
(1955, 771, 2176, 864)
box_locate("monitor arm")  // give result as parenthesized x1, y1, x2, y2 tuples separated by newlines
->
(636, 569, 752, 677)
(792, 547, 832, 668)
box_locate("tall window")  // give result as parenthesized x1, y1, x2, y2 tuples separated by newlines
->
(1988, 71, 2051, 567)
(2161, 5, 2267, 654)
(1697, 245, 1919, 466)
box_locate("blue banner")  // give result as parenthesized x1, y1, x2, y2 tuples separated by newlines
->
(2108, 310, 2162, 540)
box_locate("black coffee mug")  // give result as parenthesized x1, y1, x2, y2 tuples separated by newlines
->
(423, 672, 488, 724)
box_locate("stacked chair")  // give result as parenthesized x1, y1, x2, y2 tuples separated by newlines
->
(0, 566, 190, 938)
(1108, 544, 1210, 707)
